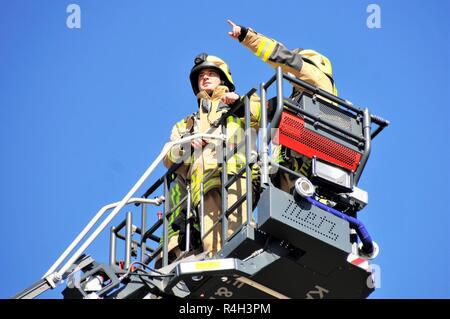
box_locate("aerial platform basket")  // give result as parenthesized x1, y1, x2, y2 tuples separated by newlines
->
(13, 67, 388, 299)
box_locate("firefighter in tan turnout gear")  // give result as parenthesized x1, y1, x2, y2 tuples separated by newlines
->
(163, 53, 261, 258)
(227, 19, 338, 194)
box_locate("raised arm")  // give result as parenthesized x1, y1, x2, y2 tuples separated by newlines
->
(227, 19, 334, 94)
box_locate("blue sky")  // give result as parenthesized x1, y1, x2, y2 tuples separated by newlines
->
(0, 0, 449, 299)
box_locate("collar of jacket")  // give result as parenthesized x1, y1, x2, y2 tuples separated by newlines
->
(196, 85, 229, 101)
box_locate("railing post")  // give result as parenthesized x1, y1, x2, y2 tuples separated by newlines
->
(185, 186, 191, 252)
(355, 108, 372, 185)
(124, 211, 133, 269)
(109, 226, 116, 266)
(260, 82, 269, 187)
(162, 176, 169, 267)
(140, 203, 147, 264)
(268, 67, 284, 145)
(244, 95, 253, 226)
(221, 117, 229, 244)
(276, 66, 284, 125)
(200, 182, 205, 239)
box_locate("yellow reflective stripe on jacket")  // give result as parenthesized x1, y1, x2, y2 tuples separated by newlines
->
(226, 116, 235, 143)
(160, 179, 183, 243)
(236, 117, 243, 141)
(250, 98, 261, 128)
(255, 38, 276, 62)
(225, 116, 247, 173)
(255, 39, 267, 58)
(169, 181, 182, 223)
(262, 40, 276, 62)
(191, 169, 220, 192)
(204, 177, 221, 190)
(272, 145, 285, 164)
(175, 119, 187, 133)
(228, 116, 243, 143)
(191, 174, 221, 205)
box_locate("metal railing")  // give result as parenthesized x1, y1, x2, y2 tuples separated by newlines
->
(43, 197, 163, 279)
(41, 133, 225, 290)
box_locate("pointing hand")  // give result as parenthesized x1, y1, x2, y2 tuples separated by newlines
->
(227, 19, 241, 39)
